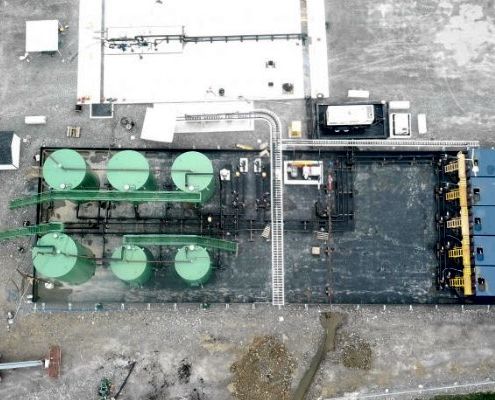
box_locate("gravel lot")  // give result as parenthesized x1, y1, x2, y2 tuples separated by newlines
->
(1, 0, 495, 399)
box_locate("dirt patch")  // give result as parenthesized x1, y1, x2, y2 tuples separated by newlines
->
(177, 359, 192, 384)
(230, 336, 296, 400)
(341, 336, 372, 370)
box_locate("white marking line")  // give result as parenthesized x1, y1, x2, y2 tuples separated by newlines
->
(327, 380, 495, 400)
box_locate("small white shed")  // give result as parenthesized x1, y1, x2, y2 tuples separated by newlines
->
(25, 20, 59, 53)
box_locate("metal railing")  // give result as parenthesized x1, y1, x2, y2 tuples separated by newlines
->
(10, 190, 202, 209)
(282, 138, 480, 149)
(0, 222, 64, 241)
(123, 234, 238, 253)
(106, 33, 307, 46)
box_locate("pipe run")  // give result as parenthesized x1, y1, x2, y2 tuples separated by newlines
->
(0, 360, 44, 371)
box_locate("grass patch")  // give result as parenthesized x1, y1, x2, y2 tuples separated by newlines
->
(432, 393, 495, 400)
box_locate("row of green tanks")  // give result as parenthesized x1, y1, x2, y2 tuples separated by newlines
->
(42, 148, 215, 202)
(109, 244, 212, 286)
(33, 149, 217, 286)
(32, 235, 213, 287)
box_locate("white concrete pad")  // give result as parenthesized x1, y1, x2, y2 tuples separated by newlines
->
(418, 113, 428, 134)
(77, 0, 329, 104)
(25, 20, 59, 52)
(104, 0, 301, 36)
(104, 40, 305, 103)
(141, 106, 176, 143)
(307, 0, 330, 98)
(76, 0, 102, 103)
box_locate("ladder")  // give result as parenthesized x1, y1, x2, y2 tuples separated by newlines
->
(0, 222, 64, 241)
(315, 231, 330, 241)
(446, 218, 462, 228)
(445, 190, 460, 201)
(448, 247, 464, 258)
(444, 161, 459, 173)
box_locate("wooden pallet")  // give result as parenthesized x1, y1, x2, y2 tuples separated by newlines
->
(47, 345, 61, 379)
(66, 126, 81, 138)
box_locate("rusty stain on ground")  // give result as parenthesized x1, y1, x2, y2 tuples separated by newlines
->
(414, 361, 427, 377)
(200, 334, 237, 353)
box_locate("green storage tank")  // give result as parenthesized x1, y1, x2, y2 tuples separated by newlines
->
(32, 233, 96, 285)
(110, 245, 153, 285)
(43, 149, 99, 190)
(171, 151, 215, 203)
(107, 150, 157, 192)
(174, 245, 212, 286)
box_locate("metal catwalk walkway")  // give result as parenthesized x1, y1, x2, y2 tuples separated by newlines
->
(282, 138, 480, 149)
